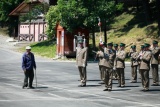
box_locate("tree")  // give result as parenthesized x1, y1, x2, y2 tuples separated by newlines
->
(46, 0, 123, 45)
(142, 0, 152, 24)
(0, 0, 24, 35)
(156, 0, 160, 37)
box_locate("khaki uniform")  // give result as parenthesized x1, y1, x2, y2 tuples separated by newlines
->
(113, 49, 118, 79)
(115, 50, 126, 87)
(139, 50, 152, 90)
(76, 47, 88, 86)
(98, 47, 107, 82)
(104, 48, 115, 89)
(129, 51, 139, 82)
(150, 47, 160, 85)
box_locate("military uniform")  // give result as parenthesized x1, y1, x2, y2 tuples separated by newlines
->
(115, 43, 126, 87)
(98, 42, 107, 84)
(113, 44, 119, 80)
(137, 45, 145, 78)
(128, 45, 139, 83)
(76, 39, 88, 87)
(139, 43, 152, 91)
(150, 40, 160, 86)
(103, 42, 116, 91)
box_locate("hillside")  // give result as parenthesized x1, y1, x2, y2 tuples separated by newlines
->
(1, 7, 159, 59)
(92, 7, 159, 53)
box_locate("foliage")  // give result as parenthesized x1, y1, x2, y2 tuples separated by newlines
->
(45, 6, 60, 39)
(46, 0, 123, 39)
(0, 0, 24, 35)
(19, 2, 49, 22)
(20, 40, 57, 58)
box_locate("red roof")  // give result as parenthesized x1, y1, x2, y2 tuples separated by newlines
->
(9, 0, 41, 16)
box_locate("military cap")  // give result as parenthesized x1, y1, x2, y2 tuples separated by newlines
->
(119, 43, 126, 47)
(141, 45, 145, 49)
(131, 45, 136, 49)
(114, 44, 118, 47)
(153, 40, 158, 44)
(107, 42, 113, 46)
(78, 39, 83, 44)
(99, 42, 106, 47)
(144, 43, 150, 47)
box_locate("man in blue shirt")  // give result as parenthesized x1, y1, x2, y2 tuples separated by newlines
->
(22, 46, 36, 89)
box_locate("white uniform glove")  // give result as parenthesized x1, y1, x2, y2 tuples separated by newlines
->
(113, 67, 116, 70)
(82, 64, 85, 67)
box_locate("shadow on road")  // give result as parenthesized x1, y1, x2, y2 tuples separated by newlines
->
(124, 85, 139, 87)
(35, 86, 48, 89)
(86, 85, 102, 87)
(112, 89, 131, 91)
(78, 79, 101, 81)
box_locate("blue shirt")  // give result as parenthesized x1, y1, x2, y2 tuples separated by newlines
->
(22, 52, 36, 70)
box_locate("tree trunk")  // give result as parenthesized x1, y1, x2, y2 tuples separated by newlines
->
(104, 20, 107, 43)
(156, 0, 160, 37)
(115, 0, 118, 4)
(92, 27, 96, 50)
(142, 0, 152, 24)
(136, 0, 139, 11)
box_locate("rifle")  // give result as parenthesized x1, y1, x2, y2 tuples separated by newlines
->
(92, 50, 109, 60)
(92, 50, 98, 61)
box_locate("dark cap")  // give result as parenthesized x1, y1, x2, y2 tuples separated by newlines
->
(78, 39, 83, 44)
(119, 43, 126, 47)
(107, 42, 113, 46)
(153, 40, 158, 44)
(99, 42, 107, 47)
(131, 45, 136, 49)
(114, 44, 118, 47)
(141, 45, 145, 49)
(144, 43, 150, 47)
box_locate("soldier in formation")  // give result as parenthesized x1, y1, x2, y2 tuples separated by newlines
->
(113, 44, 119, 80)
(138, 43, 152, 91)
(128, 45, 139, 83)
(150, 40, 160, 86)
(115, 43, 126, 88)
(97, 42, 107, 84)
(96, 42, 115, 91)
(76, 39, 88, 87)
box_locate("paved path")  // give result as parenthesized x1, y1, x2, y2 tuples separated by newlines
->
(0, 46, 160, 107)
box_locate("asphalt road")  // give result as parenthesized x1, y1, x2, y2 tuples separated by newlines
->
(0, 48, 160, 107)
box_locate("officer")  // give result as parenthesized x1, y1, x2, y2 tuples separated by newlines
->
(76, 39, 88, 87)
(150, 40, 160, 86)
(128, 45, 139, 83)
(103, 42, 116, 91)
(115, 43, 126, 87)
(98, 42, 107, 84)
(138, 43, 152, 91)
(137, 45, 145, 78)
(22, 46, 36, 89)
(113, 44, 119, 80)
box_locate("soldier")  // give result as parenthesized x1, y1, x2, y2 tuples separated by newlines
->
(76, 39, 88, 87)
(150, 40, 160, 86)
(113, 44, 119, 80)
(115, 43, 126, 87)
(103, 42, 116, 91)
(98, 42, 107, 84)
(128, 45, 139, 83)
(138, 43, 152, 91)
(22, 46, 36, 89)
(137, 45, 145, 78)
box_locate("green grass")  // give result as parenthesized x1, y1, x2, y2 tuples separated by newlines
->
(0, 27, 9, 36)
(90, 7, 160, 54)
(19, 40, 57, 58)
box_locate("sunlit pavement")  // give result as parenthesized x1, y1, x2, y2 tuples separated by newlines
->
(0, 48, 160, 107)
